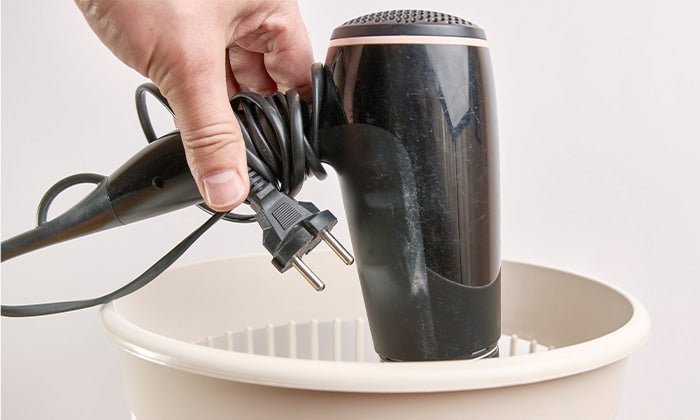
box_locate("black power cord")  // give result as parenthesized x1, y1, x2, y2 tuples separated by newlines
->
(2, 212, 225, 317)
(1, 63, 353, 317)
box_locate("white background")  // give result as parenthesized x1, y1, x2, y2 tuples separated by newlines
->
(2, 0, 699, 418)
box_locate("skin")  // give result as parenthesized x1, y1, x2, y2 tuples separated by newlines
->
(75, 0, 314, 211)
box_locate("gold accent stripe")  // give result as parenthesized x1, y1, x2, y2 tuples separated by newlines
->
(328, 35, 488, 48)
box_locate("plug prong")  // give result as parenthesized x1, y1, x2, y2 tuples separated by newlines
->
(319, 229, 355, 265)
(291, 256, 325, 291)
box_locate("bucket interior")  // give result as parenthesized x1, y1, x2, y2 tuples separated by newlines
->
(111, 253, 635, 355)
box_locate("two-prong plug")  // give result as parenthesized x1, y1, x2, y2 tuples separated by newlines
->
(246, 170, 354, 291)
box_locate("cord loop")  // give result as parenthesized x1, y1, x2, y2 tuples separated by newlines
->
(36, 173, 107, 226)
(135, 64, 328, 214)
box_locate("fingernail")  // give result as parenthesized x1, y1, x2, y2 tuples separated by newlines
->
(203, 170, 246, 208)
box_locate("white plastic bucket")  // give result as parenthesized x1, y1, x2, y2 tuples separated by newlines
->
(102, 253, 649, 419)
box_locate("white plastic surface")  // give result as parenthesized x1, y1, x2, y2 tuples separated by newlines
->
(101, 254, 650, 419)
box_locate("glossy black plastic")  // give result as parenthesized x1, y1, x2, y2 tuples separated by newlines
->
(1, 132, 202, 261)
(107, 131, 201, 224)
(320, 13, 501, 360)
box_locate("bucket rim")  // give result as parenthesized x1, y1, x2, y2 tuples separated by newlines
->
(100, 258, 650, 393)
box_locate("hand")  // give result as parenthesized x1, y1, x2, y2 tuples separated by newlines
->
(75, 0, 314, 211)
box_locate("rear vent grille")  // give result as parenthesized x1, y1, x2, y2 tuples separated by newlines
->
(342, 10, 473, 27)
(331, 9, 486, 40)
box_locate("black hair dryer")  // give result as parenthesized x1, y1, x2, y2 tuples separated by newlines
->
(1, 9, 501, 361)
(319, 10, 501, 361)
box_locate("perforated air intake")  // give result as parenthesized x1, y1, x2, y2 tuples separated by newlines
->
(343, 10, 471, 27)
(331, 9, 486, 40)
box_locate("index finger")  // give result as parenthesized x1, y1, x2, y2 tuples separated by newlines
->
(234, 3, 314, 93)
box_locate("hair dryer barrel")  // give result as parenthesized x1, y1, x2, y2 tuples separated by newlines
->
(320, 10, 501, 361)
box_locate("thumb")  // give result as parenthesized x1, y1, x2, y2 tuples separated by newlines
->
(156, 51, 249, 212)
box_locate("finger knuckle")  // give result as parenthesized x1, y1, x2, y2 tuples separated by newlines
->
(182, 122, 241, 159)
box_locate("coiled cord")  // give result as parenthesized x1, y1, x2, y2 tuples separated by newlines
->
(136, 62, 327, 222)
(2, 63, 330, 317)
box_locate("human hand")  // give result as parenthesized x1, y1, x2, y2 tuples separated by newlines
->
(75, 0, 314, 211)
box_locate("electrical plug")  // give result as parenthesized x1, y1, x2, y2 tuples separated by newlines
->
(246, 170, 354, 291)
